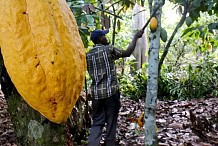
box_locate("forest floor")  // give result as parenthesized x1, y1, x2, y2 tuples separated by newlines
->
(0, 92, 218, 146)
(0, 92, 16, 146)
(117, 97, 218, 146)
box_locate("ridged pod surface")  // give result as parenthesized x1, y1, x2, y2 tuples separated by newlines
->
(0, 0, 86, 124)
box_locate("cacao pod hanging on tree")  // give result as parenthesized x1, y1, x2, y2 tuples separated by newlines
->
(150, 17, 158, 31)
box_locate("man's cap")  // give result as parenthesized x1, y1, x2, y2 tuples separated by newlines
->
(90, 29, 109, 42)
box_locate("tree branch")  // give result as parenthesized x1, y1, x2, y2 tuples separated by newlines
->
(94, 6, 123, 19)
(104, 0, 123, 11)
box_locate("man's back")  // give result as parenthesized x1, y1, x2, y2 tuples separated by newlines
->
(86, 44, 119, 99)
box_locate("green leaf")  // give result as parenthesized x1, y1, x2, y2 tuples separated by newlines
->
(198, 26, 204, 38)
(185, 16, 193, 27)
(192, 0, 201, 7)
(208, 23, 218, 33)
(215, 3, 218, 13)
(181, 27, 197, 37)
(189, 8, 200, 21)
(174, 0, 185, 5)
(206, 0, 216, 11)
(86, 15, 95, 24)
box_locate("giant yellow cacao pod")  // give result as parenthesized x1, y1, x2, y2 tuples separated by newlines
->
(0, 0, 86, 124)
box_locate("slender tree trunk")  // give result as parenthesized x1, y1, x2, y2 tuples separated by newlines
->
(144, 0, 163, 145)
(6, 89, 69, 146)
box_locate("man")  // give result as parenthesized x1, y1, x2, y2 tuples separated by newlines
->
(86, 29, 144, 146)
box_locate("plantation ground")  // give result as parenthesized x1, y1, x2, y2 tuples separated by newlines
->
(1, 93, 218, 146)
(117, 97, 218, 145)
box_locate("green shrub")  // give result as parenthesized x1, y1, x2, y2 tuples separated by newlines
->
(119, 57, 218, 100)
(119, 69, 147, 100)
(160, 56, 218, 100)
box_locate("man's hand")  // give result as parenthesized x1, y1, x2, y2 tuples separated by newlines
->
(135, 29, 144, 38)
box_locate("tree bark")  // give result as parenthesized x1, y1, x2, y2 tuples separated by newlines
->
(6, 89, 69, 146)
(144, 0, 163, 145)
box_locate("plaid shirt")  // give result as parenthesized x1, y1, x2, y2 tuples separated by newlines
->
(86, 44, 123, 100)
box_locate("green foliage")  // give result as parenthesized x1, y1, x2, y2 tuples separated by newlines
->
(119, 55, 218, 100)
(66, 0, 150, 48)
(159, 12, 218, 100)
(168, 0, 218, 33)
(183, 15, 218, 55)
(70, 0, 218, 102)
(159, 57, 218, 100)
(67, 1, 100, 48)
(66, 0, 147, 48)
(119, 67, 147, 100)
(119, 11, 218, 101)
(188, 0, 218, 28)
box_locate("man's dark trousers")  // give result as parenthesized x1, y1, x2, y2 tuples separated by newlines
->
(88, 92, 120, 146)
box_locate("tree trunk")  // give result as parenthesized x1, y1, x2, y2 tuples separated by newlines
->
(144, 0, 163, 145)
(6, 89, 69, 146)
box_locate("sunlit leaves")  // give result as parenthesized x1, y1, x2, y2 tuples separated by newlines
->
(169, 0, 218, 23)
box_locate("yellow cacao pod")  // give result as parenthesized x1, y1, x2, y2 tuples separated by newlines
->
(150, 17, 158, 31)
(0, 0, 86, 124)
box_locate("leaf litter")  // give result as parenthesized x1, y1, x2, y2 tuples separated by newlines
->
(118, 97, 218, 146)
